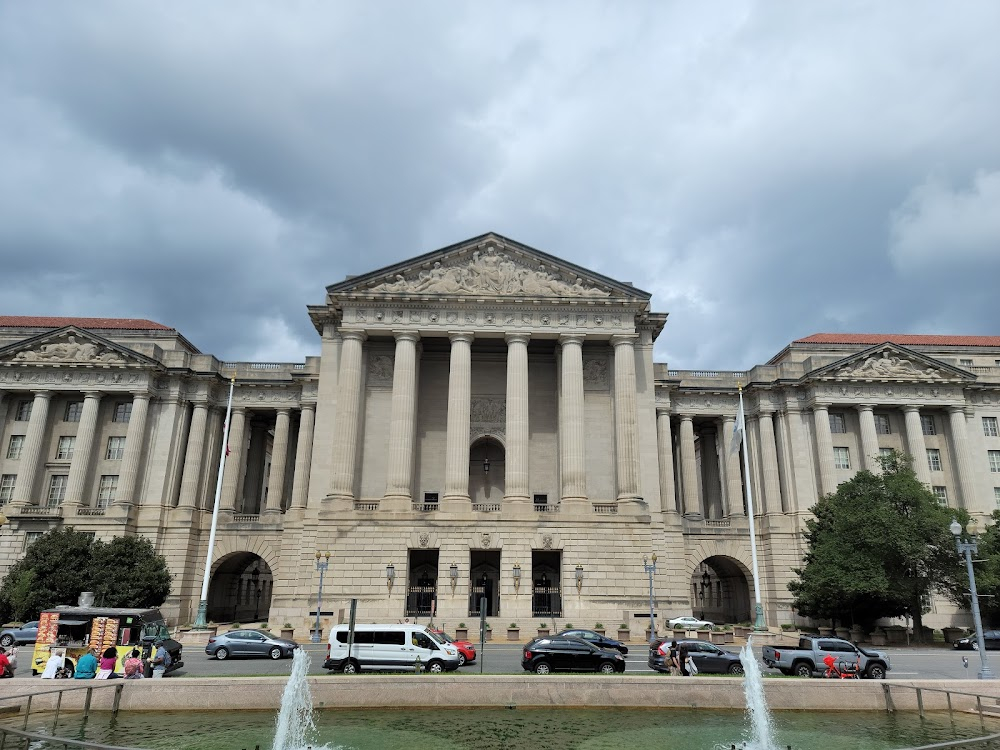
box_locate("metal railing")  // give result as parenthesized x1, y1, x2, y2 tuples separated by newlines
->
(884, 683, 1000, 748)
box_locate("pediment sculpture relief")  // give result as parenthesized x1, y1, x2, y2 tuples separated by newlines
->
(367, 248, 610, 297)
(10, 335, 126, 364)
(836, 351, 943, 380)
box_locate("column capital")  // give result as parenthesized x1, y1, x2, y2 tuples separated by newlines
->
(678, 413, 694, 422)
(393, 330, 421, 343)
(130, 391, 152, 402)
(812, 402, 830, 411)
(231, 405, 248, 415)
(902, 404, 921, 414)
(275, 407, 291, 416)
(558, 333, 585, 346)
(504, 332, 531, 346)
(609, 333, 638, 348)
(300, 401, 316, 413)
(81, 390, 105, 400)
(758, 406, 775, 417)
(448, 331, 475, 344)
(655, 405, 672, 417)
(946, 404, 966, 414)
(341, 329, 368, 343)
(855, 403, 875, 413)
(31, 390, 54, 400)
(721, 414, 736, 424)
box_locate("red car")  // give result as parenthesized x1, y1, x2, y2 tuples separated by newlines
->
(432, 630, 476, 666)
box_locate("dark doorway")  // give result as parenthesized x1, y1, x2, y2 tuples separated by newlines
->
(207, 552, 272, 623)
(469, 550, 501, 617)
(406, 549, 439, 618)
(691, 556, 752, 624)
(531, 550, 562, 617)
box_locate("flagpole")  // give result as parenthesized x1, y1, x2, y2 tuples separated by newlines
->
(193, 375, 235, 629)
(738, 385, 767, 631)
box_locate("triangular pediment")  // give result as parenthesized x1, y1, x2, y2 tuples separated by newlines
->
(805, 343, 975, 383)
(326, 232, 649, 300)
(0, 327, 160, 368)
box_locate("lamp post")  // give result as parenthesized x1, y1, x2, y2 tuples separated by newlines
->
(250, 564, 261, 622)
(700, 569, 711, 620)
(312, 551, 330, 644)
(643, 554, 657, 644)
(951, 519, 994, 679)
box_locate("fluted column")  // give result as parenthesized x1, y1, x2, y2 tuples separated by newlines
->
(264, 408, 291, 513)
(948, 406, 978, 509)
(558, 334, 587, 504)
(721, 415, 745, 516)
(678, 415, 700, 516)
(656, 407, 678, 514)
(62, 392, 104, 510)
(10, 391, 53, 507)
(812, 403, 836, 496)
(328, 330, 367, 504)
(758, 410, 782, 514)
(442, 332, 474, 509)
(504, 332, 531, 505)
(856, 404, 881, 472)
(116, 393, 150, 506)
(177, 402, 210, 508)
(611, 335, 641, 503)
(381, 332, 420, 510)
(290, 404, 315, 510)
(903, 406, 931, 485)
(220, 407, 248, 511)
(701, 426, 722, 518)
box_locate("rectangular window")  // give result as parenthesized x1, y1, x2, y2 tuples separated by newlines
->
(985, 417, 999, 438)
(829, 413, 847, 434)
(879, 447, 894, 460)
(921, 415, 937, 435)
(995, 487, 1000, 509)
(47, 475, 68, 507)
(0, 474, 16, 503)
(22, 530, 42, 552)
(106, 436, 126, 460)
(833, 447, 851, 469)
(927, 448, 943, 471)
(113, 402, 132, 423)
(534, 493, 548, 505)
(422, 492, 438, 504)
(990, 451, 1000, 473)
(6, 435, 25, 460)
(875, 414, 892, 435)
(960, 359, 974, 366)
(14, 401, 32, 421)
(55, 436, 76, 460)
(932, 486, 949, 505)
(97, 475, 118, 508)
(64, 401, 83, 422)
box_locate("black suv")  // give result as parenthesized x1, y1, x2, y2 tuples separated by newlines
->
(556, 628, 628, 655)
(522, 636, 626, 674)
(648, 638, 744, 675)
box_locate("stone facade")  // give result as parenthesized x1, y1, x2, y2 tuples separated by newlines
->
(1, 234, 999, 633)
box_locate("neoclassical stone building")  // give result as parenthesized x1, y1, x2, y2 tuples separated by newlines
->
(1, 233, 999, 631)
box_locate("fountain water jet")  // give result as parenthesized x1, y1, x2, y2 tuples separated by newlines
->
(271, 648, 324, 750)
(738, 634, 779, 750)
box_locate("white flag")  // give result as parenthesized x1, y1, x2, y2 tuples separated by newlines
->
(730, 397, 745, 455)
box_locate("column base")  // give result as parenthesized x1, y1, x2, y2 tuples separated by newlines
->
(380, 494, 413, 513)
(559, 496, 590, 516)
(440, 494, 470, 513)
(262, 507, 284, 516)
(616, 496, 649, 516)
(325, 494, 354, 512)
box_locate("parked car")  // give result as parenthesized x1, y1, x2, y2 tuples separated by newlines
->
(667, 616, 715, 630)
(953, 631, 1000, 650)
(556, 628, 628, 655)
(761, 636, 890, 679)
(324, 623, 461, 673)
(0, 621, 39, 647)
(521, 635, 626, 675)
(206, 629, 299, 660)
(431, 629, 476, 665)
(648, 638, 745, 675)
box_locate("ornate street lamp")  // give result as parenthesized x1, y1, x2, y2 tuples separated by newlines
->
(250, 564, 261, 622)
(643, 554, 658, 644)
(513, 563, 521, 594)
(575, 565, 584, 593)
(312, 551, 330, 644)
(386, 562, 396, 593)
(700, 569, 711, 620)
(449, 562, 459, 593)
(951, 518, 993, 679)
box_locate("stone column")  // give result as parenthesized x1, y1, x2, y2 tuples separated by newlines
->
(242, 420, 269, 513)
(700, 426, 722, 518)
(678, 415, 700, 516)
(611, 334, 641, 503)
(61, 392, 103, 511)
(558, 334, 587, 504)
(177, 401, 210, 508)
(782, 406, 815, 513)
(504, 332, 531, 505)
(264, 409, 291, 514)
(442, 332, 474, 509)
(903, 406, 931, 485)
(656, 407, 678, 514)
(720, 416, 744, 516)
(116, 392, 151, 506)
(758, 410, 783, 514)
(855, 404, 881, 472)
(812, 403, 836, 496)
(382, 332, 420, 511)
(220, 407, 248, 511)
(10, 391, 53, 507)
(948, 406, 978, 509)
(328, 331, 367, 504)
(290, 404, 315, 510)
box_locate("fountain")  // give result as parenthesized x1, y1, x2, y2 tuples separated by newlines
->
(271, 648, 324, 750)
(734, 634, 780, 750)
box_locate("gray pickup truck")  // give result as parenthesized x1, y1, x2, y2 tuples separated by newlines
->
(761, 636, 890, 679)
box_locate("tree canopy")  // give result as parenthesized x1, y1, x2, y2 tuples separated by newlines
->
(966, 510, 1000, 628)
(789, 450, 967, 636)
(0, 529, 171, 622)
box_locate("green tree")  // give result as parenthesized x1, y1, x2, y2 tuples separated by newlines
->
(967, 511, 1000, 627)
(89, 535, 171, 609)
(789, 450, 967, 639)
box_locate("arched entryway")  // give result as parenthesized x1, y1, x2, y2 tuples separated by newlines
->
(207, 552, 274, 624)
(469, 436, 505, 506)
(690, 556, 752, 624)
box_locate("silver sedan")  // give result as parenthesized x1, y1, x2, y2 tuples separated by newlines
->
(0, 621, 39, 647)
(204, 629, 299, 660)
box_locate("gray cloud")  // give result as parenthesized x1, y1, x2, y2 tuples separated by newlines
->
(1, 1, 998, 368)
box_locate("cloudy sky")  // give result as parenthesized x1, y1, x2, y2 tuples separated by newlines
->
(1, 2, 998, 370)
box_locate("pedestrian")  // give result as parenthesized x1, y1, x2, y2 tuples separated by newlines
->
(678, 642, 690, 677)
(41, 648, 66, 679)
(95, 646, 120, 679)
(74, 648, 98, 679)
(150, 639, 170, 678)
(0, 647, 12, 678)
(123, 649, 144, 679)
(668, 640, 681, 676)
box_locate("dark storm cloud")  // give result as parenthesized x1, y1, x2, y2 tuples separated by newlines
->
(1, 1, 998, 367)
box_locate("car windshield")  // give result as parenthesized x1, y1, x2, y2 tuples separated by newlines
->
(141, 621, 170, 641)
(426, 629, 446, 645)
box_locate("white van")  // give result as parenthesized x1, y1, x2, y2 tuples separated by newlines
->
(324, 623, 462, 673)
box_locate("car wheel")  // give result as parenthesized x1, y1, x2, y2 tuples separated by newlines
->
(534, 661, 552, 675)
(866, 663, 887, 680)
(215, 647, 230, 660)
(598, 661, 617, 675)
(426, 659, 445, 673)
(342, 660, 360, 674)
(269, 647, 282, 660)
(728, 663, 745, 676)
(793, 662, 813, 678)
(973, 642, 980, 651)
(457, 653, 466, 667)
(0, 635, 13, 647)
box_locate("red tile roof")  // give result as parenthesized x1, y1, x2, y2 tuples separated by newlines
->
(0, 316, 172, 331)
(795, 333, 1000, 347)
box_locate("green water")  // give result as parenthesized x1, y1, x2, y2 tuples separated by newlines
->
(10, 707, 994, 750)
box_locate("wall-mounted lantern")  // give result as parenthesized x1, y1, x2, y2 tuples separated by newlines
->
(449, 562, 458, 592)
(575, 564, 584, 592)
(513, 563, 522, 594)
(386, 562, 395, 593)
